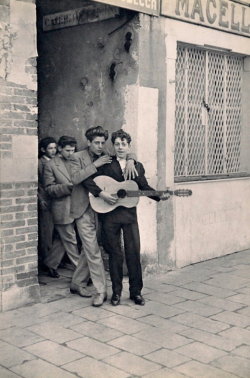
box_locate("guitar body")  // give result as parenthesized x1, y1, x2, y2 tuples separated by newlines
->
(89, 176, 139, 213)
(89, 175, 192, 213)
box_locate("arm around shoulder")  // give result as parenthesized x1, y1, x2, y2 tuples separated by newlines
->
(70, 152, 97, 185)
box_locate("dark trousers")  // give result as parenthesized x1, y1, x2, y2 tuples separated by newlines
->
(102, 221, 143, 296)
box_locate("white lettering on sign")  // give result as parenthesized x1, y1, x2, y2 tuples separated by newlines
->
(91, 0, 159, 16)
(161, 0, 250, 37)
(43, 4, 120, 31)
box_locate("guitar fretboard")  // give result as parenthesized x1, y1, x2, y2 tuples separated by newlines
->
(123, 190, 171, 198)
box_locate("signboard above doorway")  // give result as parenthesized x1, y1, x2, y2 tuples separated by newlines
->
(91, 0, 160, 16)
(43, 3, 120, 31)
(161, 0, 250, 38)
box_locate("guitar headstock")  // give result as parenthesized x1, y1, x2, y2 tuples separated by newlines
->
(173, 189, 192, 197)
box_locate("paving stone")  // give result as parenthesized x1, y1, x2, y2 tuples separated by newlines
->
(219, 326, 250, 345)
(11, 359, 77, 378)
(233, 345, 250, 359)
(104, 351, 162, 376)
(236, 287, 250, 295)
(27, 322, 81, 344)
(227, 294, 250, 306)
(175, 341, 227, 363)
(18, 301, 66, 318)
(145, 348, 190, 368)
(142, 301, 185, 318)
(211, 310, 250, 328)
(0, 366, 21, 378)
(134, 327, 191, 349)
(174, 299, 222, 317)
(108, 335, 160, 356)
(24, 340, 83, 366)
(66, 336, 120, 360)
(204, 274, 250, 290)
(180, 327, 242, 352)
(183, 282, 237, 298)
(46, 296, 92, 312)
(171, 312, 229, 333)
(175, 360, 237, 378)
(70, 320, 123, 342)
(237, 306, 250, 317)
(170, 288, 207, 300)
(63, 356, 129, 378)
(37, 311, 85, 328)
(98, 314, 150, 334)
(143, 282, 177, 294)
(213, 355, 250, 378)
(198, 295, 244, 312)
(72, 306, 114, 321)
(0, 326, 44, 347)
(0, 310, 45, 329)
(230, 269, 250, 279)
(143, 368, 186, 378)
(0, 341, 35, 368)
(138, 314, 190, 333)
(98, 303, 152, 319)
(145, 292, 186, 305)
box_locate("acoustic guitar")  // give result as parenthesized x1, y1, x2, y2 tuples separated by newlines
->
(89, 176, 192, 214)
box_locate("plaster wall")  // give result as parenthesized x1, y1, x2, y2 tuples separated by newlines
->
(37, 1, 140, 150)
(164, 17, 250, 267)
(175, 178, 250, 267)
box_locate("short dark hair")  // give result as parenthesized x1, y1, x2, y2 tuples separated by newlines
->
(111, 129, 131, 144)
(58, 135, 77, 148)
(85, 126, 109, 142)
(39, 137, 57, 157)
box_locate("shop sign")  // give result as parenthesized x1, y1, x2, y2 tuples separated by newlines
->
(91, 0, 160, 16)
(161, 0, 250, 37)
(43, 4, 120, 31)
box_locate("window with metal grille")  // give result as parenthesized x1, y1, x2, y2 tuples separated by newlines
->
(174, 44, 243, 180)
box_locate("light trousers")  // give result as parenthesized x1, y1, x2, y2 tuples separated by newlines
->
(53, 206, 106, 294)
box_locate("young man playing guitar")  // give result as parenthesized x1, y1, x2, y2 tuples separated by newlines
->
(83, 129, 170, 306)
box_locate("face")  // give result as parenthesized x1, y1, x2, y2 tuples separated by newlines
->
(58, 145, 75, 160)
(42, 143, 57, 159)
(88, 136, 106, 156)
(113, 137, 130, 159)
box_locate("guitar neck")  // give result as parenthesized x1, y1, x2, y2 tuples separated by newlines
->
(126, 190, 172, 197)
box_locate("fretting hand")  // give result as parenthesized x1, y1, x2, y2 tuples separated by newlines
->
(160, 193, 171, 201)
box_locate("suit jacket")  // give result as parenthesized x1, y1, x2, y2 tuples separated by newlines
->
(44, 154, 95, 225)
(83, 156, 160, 224)
(38, 156, 51, 208)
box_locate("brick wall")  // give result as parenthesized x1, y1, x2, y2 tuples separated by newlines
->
(0, 0, 39, 311)
(0, 78, 37, 142)
(0, 78, 39, 311)
(0, 182, 38, 292)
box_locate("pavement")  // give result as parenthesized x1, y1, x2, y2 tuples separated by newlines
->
(0, 249, 250, 378)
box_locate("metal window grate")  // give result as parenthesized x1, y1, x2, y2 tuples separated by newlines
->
(174, 45, 243, 178)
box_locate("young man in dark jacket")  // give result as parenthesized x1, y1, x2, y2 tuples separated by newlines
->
(82, 129, 169, 306)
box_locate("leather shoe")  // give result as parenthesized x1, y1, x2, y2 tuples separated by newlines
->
(47, 267, 60, 278)
(92, 293, 107, 307)
(111, 293, 120, 306)
(70, 286, 92, 298)
(130, 294, 145, 306)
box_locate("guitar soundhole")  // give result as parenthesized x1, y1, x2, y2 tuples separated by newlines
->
(117, 189, 127, 198)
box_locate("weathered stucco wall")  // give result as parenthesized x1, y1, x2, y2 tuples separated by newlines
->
(0, 0, 40, 312)
(37, 0, 140, 150)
